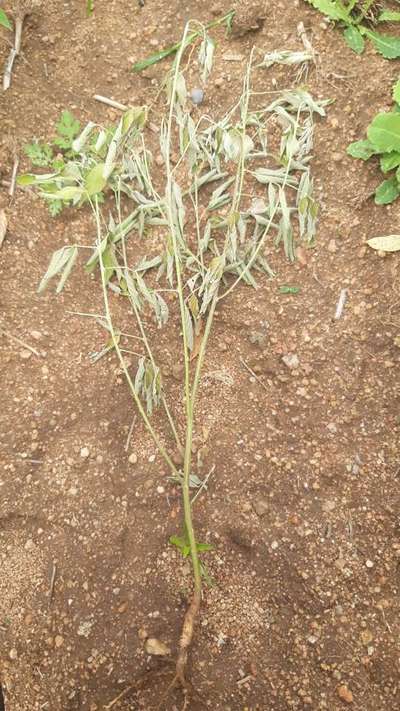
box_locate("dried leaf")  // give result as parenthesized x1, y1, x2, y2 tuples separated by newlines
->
(0, 209, 7, 248)
(366, 235, 400, 252)
(190, 318, 204, 362)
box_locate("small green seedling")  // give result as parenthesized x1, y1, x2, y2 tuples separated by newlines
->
(305, 1, 400, 58)
(279, 285, 300, 294)
(0, 9, 12, 29)
(347, 79, 400, 204)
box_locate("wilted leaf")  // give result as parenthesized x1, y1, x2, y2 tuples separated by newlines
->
(366, 234, 400, 252)
(85, 163, 107, 196)
(38, 245, 78, 293)
(0, 209, 7, 248)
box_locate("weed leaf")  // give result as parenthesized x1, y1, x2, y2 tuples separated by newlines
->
(343, 26, 364, 54)
(378, 11, 400, 23)
(54, 111, 81, 150)
(367, 113, 400, 153)
(393, 79, 400, 106)
(375, 176, 400, 205)
(365, 30, 400, 59)
(304, 0, 351, 23)
(0, 9, 12, 30)
(347, 139, 376, 160)
(380, 151, 400, 173)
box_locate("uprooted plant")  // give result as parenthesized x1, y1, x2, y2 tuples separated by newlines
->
(20, 24, 327, 705)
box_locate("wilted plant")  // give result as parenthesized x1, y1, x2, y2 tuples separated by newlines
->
(20, 23, 326, 703)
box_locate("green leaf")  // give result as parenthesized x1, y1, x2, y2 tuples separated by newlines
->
(393, 79, 400, 105)
(279, 285, 300, 294)
(346, 139, 376, 160)
(86, 0, 94, 15)
(365, 30, 400, 59)
(54, 111, 81, 150)
(85, 163, 107, 196)
(25, 142, 53, 167)
(374, 176, 400, 205)
(367, 113, 400, 153)
(366, 234, 400, 252)
(343, 26, 365, 54)
(48, 199, 63, 217)
(380, 151, 400, 173)
(0, 9, 12, 30)
(378, 11, 400, 23)
(133, 46, 180, 72)
(304, 0, 351, 23)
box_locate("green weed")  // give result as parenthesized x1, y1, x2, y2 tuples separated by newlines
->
(347, 79, 400, 204)
(305, 1, 400, 58)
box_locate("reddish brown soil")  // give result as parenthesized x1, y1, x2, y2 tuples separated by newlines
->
(1, 1, 399, 710)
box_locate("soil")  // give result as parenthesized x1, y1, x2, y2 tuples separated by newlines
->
(1, 1, 400, 710)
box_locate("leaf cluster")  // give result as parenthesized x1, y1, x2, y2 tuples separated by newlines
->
(347, 80, 400, 204)
(305, 1, 400, 58)
(21, 107, 147, 216)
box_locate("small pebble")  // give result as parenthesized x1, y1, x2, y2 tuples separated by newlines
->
(128, 453, 138, 465)
(282, 353, 299, 369)
(30, 330, 42, 340)
(9, 648, 18, 660)
(337, 685, 353, 704)
(253, 499, 269, 517)
(80, 447, 90, 459)
(190, 88, 204, 105)
(54, 635, 64, 648)
(157, 485, 165, 494)
(20, 350, 32, 360)
(145, 638, 171, 656)
(365, 559, 374, 568)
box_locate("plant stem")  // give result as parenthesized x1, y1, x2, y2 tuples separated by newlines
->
(165, 22, 202, 591)
(93, 199, 180, 477)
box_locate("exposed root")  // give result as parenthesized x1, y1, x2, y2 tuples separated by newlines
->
(158, 589, 202, 710)
(175, 588, 201, 685)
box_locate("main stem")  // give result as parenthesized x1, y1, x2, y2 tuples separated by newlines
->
(165, 24, 203, 594)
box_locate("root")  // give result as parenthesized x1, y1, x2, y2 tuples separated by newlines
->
(158, 589, 202, 710)
(175, 588, 201, 685)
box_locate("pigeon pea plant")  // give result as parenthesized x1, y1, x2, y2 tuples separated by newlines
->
(347, 78, 400, 204)
(305, 0, 400, 57)
(20, 23, 326, 699)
